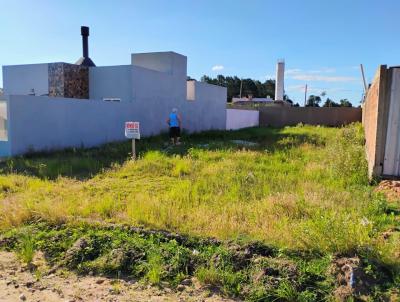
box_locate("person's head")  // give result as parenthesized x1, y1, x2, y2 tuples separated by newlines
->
(172, 108, 178, 114)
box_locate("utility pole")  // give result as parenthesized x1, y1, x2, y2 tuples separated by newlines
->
(360, 64, 368, 94)
(239, 79, 243, 99)
(304, 84, 308, 107)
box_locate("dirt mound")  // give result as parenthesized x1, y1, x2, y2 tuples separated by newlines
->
(332, 256, 382, 301)
(377, 180, 400, 201)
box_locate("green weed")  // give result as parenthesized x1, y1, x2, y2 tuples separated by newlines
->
(17, 231, 35, 264)
(145, 251, 164, 285)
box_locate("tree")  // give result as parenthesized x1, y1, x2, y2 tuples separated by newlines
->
(339, 99, 352, 107)
(284, 95, 294, 105)
(306, 95, 321, 107)
(323, 98, 340, 107)
(201, 75, 276, 101)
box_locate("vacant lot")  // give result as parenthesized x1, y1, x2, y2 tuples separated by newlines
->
(0, 124, 399, 300)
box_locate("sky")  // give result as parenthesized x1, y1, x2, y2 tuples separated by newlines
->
(1, 0, 399, 106)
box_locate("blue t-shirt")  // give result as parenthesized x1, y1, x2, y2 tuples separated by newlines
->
(169, 113, 179, 127)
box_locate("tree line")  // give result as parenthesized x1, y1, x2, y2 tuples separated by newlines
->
(199, 75, 353, 107)
(306, 95, 353, 107)
(200, 75, 275, 102)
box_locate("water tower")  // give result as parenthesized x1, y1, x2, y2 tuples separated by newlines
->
(275, 59, 285, 101)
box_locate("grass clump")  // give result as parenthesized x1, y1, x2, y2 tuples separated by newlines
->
(16, 231, 35, 264)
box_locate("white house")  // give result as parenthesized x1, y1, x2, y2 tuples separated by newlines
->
(0, 27, 227, 157)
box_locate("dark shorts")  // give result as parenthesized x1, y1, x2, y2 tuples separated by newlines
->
(169, 127, 181, 138)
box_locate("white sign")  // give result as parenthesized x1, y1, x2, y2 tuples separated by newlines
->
(125, 122, 140, 139)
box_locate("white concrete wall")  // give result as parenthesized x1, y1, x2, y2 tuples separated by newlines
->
(89, 65, 132, 102)
(4, 84, 227, 156)
(132, 65, 186, 102)
(7, 95, 136, 155)
(132, 52, 186, 75)
(2, 63, 49, 96)
(181, 81, 227, 132)
(226, 109, 259, 130)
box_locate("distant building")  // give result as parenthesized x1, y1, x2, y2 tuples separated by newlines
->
(231, 96, 291, 107)
(232, 96, 274, 103)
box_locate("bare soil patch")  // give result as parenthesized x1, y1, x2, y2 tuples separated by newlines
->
(0, 251, 236, 302)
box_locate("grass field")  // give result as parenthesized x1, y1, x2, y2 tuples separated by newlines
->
(0, 124, 399, 300)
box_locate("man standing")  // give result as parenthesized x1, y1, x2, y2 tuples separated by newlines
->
(166, 108, 182, 145)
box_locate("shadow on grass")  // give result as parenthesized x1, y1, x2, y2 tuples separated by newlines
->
(0, 127, 326, 180)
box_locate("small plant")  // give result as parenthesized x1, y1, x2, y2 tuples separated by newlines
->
(34, 268, 43, 281)
(110, 279, 122, 295)
(195, 266, 221, 286)
(145, 251, 164, 285)
(273, 280, 299, 301)
(17, 231, 35, 264)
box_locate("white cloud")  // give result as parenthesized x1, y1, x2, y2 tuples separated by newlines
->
(285, 69, 302, 75)
(287, 85, 350, 95)
(287, 85, 307, 92)
(285, 68, 358, 82)
(291, 74, 358, 82)
(292, 74, 357, 82)
(308, 68, 336, 74)
(211, 65, 224, 71)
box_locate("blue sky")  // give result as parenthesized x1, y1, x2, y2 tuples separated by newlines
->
(1, 0, 399, 105)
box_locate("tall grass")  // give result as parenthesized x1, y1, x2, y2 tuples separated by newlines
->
(0, 124, 398, 264)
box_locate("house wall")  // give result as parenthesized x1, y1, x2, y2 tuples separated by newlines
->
(132, 52, 186, 76)
(89, 65, 132, 102)
(181, 81, 227, 132)
(91, 63, 224, 136)
(132, 52, 187, 103)
(2, 63, 49, 96)
(226, 109, 259, 130)
(132, 65, 185, 102)
(1, 52, 227, 157)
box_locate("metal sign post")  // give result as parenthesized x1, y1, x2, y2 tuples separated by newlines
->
(132, 139, 136, 160)
(125, 122, 140, 160)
